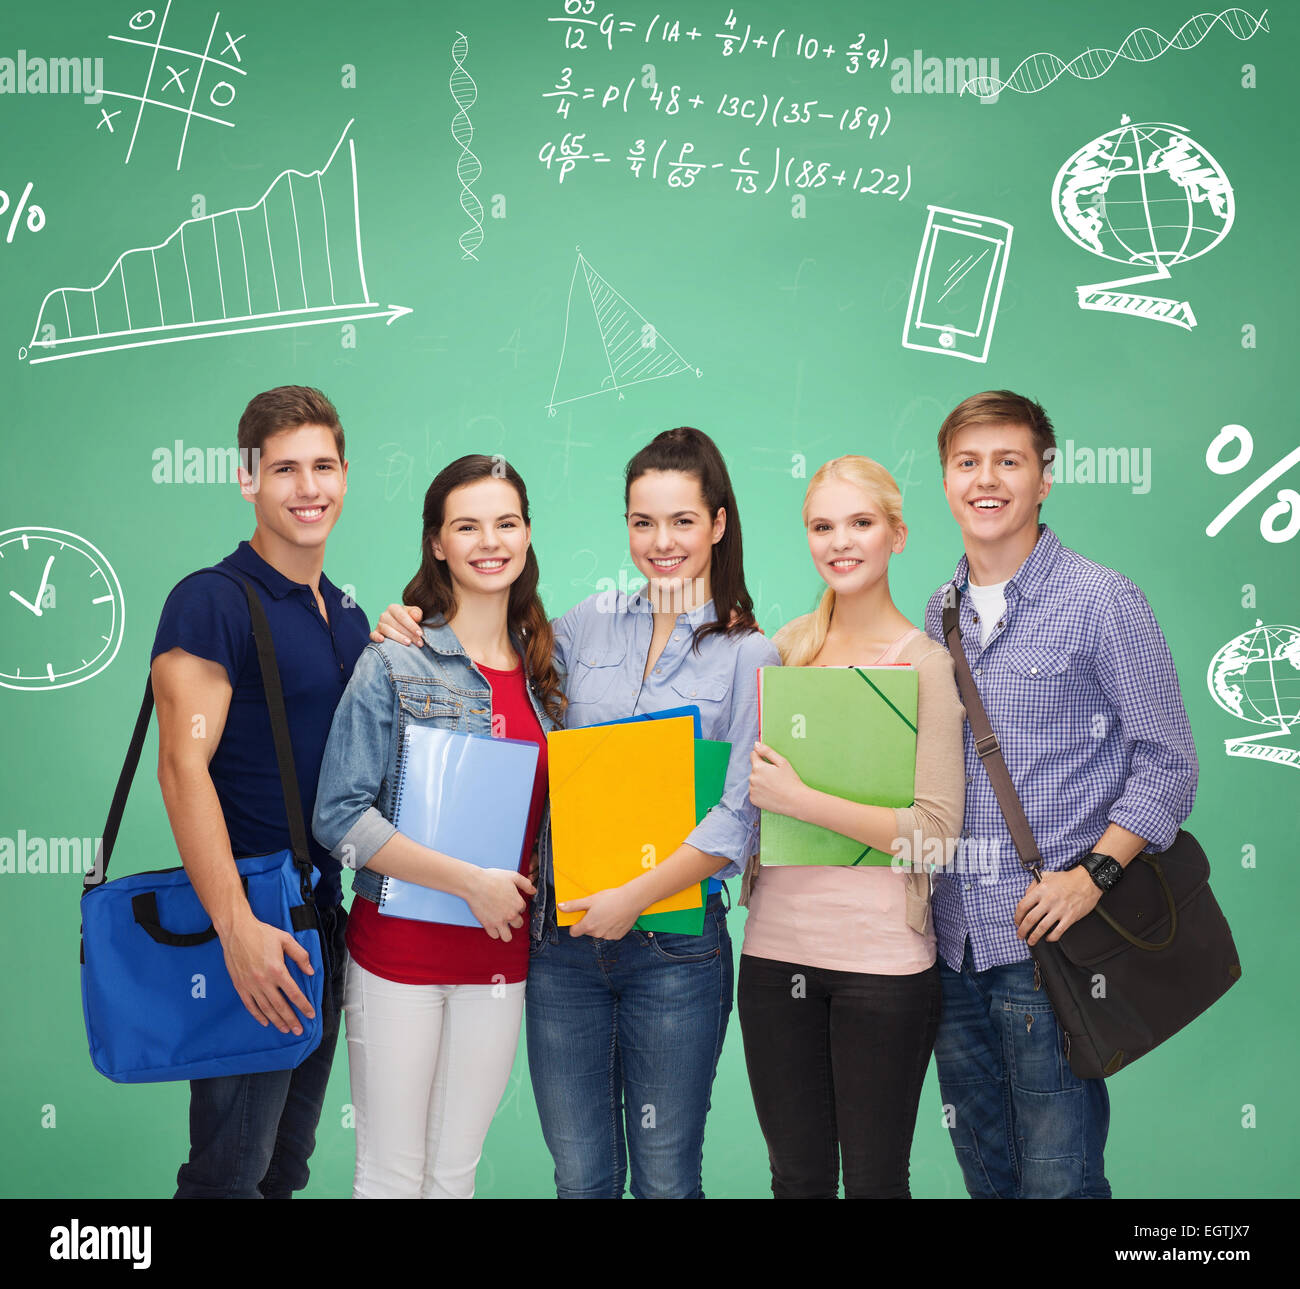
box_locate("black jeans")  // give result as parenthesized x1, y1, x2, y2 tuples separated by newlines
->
(738, 953, 941, 1198)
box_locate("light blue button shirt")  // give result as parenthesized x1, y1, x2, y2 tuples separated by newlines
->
(552, 586, 781, 879)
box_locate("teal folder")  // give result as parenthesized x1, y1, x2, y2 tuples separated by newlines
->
(758, 666, 917, 866)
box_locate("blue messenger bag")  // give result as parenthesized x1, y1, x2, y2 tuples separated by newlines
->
(80, 574, 326, 1082)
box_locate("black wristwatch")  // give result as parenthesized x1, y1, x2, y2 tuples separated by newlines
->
(1078, 851, 1124, 892)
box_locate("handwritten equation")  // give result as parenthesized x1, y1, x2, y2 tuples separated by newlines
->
(537, 7, 908, 208)
(539, 135, 912, 200)
(544, 69, 892, 136)
(549, 3, 888, 74)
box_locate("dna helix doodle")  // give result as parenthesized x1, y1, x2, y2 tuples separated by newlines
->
(450, 31, 483, 261)
(963, 7, 1270, 98)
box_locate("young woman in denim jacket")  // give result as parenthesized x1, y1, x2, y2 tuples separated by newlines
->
(376, 427, 779, 1198)
(313, 455, 565, 1198)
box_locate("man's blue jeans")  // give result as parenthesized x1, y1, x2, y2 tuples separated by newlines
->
(934, 940, 1111, 1199)
(525, 893, 733, 1199)
(175, 901, 347, 1199)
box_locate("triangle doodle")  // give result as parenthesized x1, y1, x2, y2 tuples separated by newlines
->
(547, 251, 699, 414)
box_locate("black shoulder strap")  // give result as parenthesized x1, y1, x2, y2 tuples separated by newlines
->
(86, 571, 313, 901)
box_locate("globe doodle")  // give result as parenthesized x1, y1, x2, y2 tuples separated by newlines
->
(1207, 622, 1300, 731)
(1052, 116, 1234, 270)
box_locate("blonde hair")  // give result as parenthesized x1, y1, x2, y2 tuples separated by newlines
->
(771, 456, 903, 668)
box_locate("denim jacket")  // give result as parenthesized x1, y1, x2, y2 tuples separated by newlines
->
(311, 619, 561, 940)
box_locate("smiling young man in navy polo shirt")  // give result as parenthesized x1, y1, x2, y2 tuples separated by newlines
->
(150, 386, 371, 1198)
(924, 391, 1198, 1199)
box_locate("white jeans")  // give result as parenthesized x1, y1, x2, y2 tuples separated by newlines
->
(343, 953, 526, 1198)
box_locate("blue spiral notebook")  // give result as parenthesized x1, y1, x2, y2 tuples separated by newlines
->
(377, 725, 540, 927)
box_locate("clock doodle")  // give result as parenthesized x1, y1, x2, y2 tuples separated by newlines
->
(0, 528, 125, 692)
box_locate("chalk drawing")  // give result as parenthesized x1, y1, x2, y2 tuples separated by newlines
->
(0, 528, 125, 691)
(1052, 115, 1232, 331)
(20, 120, 410, 365)
(964, 8, 1269, 98)
(901, 206, 1012, 364)
(96, 1, 249, 169)
(1205, 424, 1300, 544)
(547, 249, 699, 413)
(1208, 621, 1300, 771)
(451, 31, 483, 261)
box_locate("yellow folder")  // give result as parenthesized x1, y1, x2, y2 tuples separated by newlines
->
(547, 716, 701, 926)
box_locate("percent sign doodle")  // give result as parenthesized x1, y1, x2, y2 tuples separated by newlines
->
(1205, 424, 1300, 543)
(0, 183, 46, 243)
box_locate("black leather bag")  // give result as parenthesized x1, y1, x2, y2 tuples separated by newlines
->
(942, 597, 1242, 1078)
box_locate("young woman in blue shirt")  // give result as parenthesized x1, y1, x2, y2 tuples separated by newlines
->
(375, 427, 778, 1198)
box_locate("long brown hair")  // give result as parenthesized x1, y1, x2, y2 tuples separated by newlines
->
(402, 455, 566, 723)
(623, 427, 758, 650)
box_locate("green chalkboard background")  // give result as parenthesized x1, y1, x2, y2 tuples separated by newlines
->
(1, 0, 1295, 1197)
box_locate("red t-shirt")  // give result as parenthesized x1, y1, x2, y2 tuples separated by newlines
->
(344, 659, 549, 985)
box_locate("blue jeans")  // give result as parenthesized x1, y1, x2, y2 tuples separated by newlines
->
(933, 940, 1110, 1198)
(526, 893, 733, 1198)
(175, 901, 347, 1199)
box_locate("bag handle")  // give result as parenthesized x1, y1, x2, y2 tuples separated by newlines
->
(87, 574, 314, 904)
(129, 876, 250, 947)
(941, 587, 1177, 947)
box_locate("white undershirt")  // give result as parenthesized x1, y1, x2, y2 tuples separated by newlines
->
(967, 578, 1008, 647)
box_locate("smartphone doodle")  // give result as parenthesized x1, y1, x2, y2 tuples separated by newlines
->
(902, 206, 1013, 364)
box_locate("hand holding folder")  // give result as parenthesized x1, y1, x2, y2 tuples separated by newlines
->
(758, 665, 918, 867)
(377, 726, 539, 927)
(547, 714, 732, 932)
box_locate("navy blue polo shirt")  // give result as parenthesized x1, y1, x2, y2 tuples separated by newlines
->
(150, 541, 370, 908)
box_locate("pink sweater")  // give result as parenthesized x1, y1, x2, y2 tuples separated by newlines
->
(740, 627, 966, 975)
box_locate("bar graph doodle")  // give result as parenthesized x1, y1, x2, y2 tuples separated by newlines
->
(19, 120, 411, 365)
(1052, 116, 1233, 332)
(1208, 621, 1300, 771)
(451, 31, 483, 261)
(547, 249, 700, 414)
(95, 1, 249, 170)
(963, 7, 1270, 99)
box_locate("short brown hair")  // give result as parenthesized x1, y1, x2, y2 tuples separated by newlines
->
(237, 386, 344, 462)
(937, 390, 1056, 473)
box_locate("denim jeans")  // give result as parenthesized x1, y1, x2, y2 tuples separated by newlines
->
(933, 940, 1111, 1199)
(738, 954, 941, 1198)
(175, 900, 347, 1199)
(525, 893, 733, 1198)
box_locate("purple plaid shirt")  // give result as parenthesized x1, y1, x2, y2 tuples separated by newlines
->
(924, 524, 1198, 972)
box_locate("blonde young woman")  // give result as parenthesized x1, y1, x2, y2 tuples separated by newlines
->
(742, 456, 965, 1198)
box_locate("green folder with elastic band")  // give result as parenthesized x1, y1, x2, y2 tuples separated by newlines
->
(757, 665, 918, 866)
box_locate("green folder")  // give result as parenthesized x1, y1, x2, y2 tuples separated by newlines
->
(758, 666, 917, 866)
(635, 738, 731, 934)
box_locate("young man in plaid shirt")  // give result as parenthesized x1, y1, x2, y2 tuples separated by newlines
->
(924, 391, 1198, 1199)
